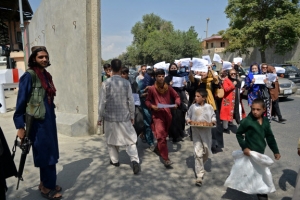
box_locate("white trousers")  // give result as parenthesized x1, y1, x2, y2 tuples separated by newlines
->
(107, 144, 139, 163)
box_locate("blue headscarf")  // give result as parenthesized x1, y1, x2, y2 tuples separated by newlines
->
(247, 63, 261, 93)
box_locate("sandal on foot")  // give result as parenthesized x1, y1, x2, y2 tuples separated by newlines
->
(163, 159, 173, 167)
(39, 184, 62, 192)
(195, 179, 202, 187)
(41, 189, 62, 200)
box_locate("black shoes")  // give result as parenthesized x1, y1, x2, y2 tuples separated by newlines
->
(132, 161, 140, 174)
(278, 118, 287, 123)
(110, 160, 120, 167)
(223, 129, 230, 134)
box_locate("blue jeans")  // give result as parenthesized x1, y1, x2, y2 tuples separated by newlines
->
(141, 99, 154, 146)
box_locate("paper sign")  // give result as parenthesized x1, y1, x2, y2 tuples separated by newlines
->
(154, 61, 166, 69)
(172, 76, 184, 87)
(195, 75, 201, 79)
(213, 53, 222, 63)
(180, 58, 191, 66)
(266, 73, 277, 82)
(202, 55, 212, 65)
(132, 93, 141, 106)
(175, 60, 180, 64)
(222, 61, 232, 70)
(157, 103, 176, 108)
(240, 81, 245, 93)
(191, 58, 208, 72)
(254, 75, 266, 84)
(233, 57, 243, 64)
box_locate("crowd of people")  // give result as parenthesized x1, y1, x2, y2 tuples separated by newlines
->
(98, 59, 296, 200)
(0, 45, 298, 200)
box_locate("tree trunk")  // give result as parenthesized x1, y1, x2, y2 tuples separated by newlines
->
(260, 50, 266, 63)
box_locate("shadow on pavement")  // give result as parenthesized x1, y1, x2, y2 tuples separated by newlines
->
(278, 169, 298, 191)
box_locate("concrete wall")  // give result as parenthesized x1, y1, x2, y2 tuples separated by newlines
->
(28, 0, 101, 136)
(207, 41, 300, 68)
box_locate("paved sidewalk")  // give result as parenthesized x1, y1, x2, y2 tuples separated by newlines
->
(2, 91, 299, 200)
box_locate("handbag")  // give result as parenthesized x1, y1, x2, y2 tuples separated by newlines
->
(215, 87, 224, 99)
(199, 134, 209, 163)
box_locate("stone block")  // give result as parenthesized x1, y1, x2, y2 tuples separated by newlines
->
(55, 112, 89, 137)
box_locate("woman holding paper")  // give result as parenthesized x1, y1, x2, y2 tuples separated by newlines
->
(245, 64, 271, 121)
(220, 69, 246, 134)
(245, 64, 261, 106)
(165, 63, 188, 142)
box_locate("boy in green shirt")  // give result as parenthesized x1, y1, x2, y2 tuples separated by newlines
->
(236, 98, 281, 200)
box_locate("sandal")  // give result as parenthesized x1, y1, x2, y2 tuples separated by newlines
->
(163, 159, 173, 168)
(139, 133, 147, 143)
(195, 179, 202, 187)
(41, 189, 62, 199)
(39, 183, 62, 192)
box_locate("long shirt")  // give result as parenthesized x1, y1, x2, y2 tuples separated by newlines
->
(98, 75, 135, 122)
(236, 113, 279, 154)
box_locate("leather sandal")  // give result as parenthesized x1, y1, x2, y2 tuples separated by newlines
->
(39, 183, 62, 192)
(41, 189, 62, 199)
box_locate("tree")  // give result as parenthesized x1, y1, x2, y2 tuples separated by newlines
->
(223, 0, 300, 62)
(123, 13, 202, 66)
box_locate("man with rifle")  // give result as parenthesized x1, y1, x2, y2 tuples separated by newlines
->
(13, 46, 62, 199)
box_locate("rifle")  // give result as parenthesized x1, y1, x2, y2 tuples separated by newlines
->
(12, 113, 34, 190)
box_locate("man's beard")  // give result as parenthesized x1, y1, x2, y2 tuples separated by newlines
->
(34, 62, 47, 69)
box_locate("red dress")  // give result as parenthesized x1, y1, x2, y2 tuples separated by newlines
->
(145, 85, 180, 160)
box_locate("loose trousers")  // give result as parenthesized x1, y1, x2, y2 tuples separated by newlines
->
(152, 118, 170, 161)
(40, 165, 57, 190)
(271, 98, 283, 120)
(192, 132, 206, 179)
(107, 144, 139, 164)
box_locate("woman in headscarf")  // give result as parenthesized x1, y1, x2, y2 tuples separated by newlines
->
(245, 64, 271, 121)
(220, 69, 246, 134)
(165, 63, 188, 142)
(267, 65, 286, 122)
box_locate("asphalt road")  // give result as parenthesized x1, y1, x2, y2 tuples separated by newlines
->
(2, 91, 300, 200)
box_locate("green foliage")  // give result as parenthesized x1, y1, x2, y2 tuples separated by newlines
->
(123, 13, 202, 66)
(223, 0, 300, 62)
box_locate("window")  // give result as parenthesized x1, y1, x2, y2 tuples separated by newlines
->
(210, 43, 214, 48)
(206, 43, 208, 49)
(221, 42, 225, 47)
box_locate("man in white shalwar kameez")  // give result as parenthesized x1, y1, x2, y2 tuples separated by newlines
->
(98, 59, 140, 174)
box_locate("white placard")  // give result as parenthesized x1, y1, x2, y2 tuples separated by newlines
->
(222, 61, 232, 70)
(191, 58, 208, 72)
(180, 58, 191, 66)
(172, 76, 184, 87)
(154, 61, 166, 69)
(240, 81, 245, 93)
(157, 103, 176, 108)
(233, 57, 243, 64)
(195, 75, 201, 79)
(254, 75, 266, 84)
(266, 73, 277, 82)
(202, 55, 212, 65)
(213, 53, 222, 63)
(132, 93, 141, 106)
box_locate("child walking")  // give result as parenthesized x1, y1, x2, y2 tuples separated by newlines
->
(186, 89, 216, 186)
(236, 98, 281, 200)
